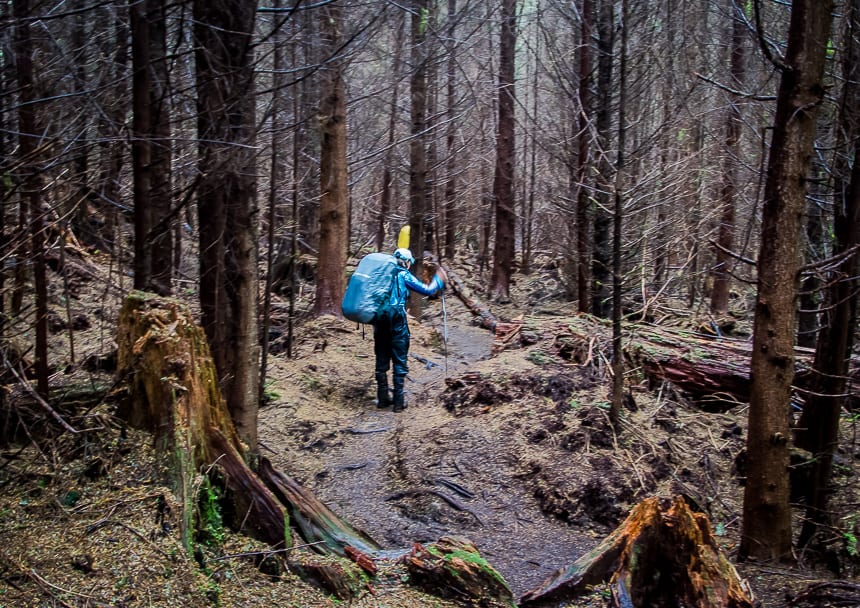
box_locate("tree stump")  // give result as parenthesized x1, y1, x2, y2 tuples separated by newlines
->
(116, 291, 290, 549)
(519, 496, 754, 608)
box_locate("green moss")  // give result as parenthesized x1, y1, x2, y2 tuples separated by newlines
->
(196, 476, 224, 547)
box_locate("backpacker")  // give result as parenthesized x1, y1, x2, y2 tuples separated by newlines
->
(341, 252, 403, 324)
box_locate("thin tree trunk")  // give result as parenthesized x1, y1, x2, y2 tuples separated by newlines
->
(592, 0, 614, 318)
(740, 0, 833, 561)
(490, 0, 517, 301)
(408, 0, 429, 316)
(610, 0, 628, 429)
(710, 1, 746, 314)
(13, 0, 49, 397)
(796, 0, 860, 547)
(378, 10, 405, 252)
(576, 0, 594, 312)
(443, 0, 458, 260)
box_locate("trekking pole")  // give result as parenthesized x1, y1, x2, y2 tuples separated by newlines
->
(441, 292, 448, 376)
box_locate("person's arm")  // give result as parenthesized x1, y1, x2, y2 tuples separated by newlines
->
(403, 270, 444, 297)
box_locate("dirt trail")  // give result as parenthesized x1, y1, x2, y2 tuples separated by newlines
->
(259, 296, 593, 598)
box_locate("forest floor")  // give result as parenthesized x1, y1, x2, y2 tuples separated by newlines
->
(0, 250, 858, 607)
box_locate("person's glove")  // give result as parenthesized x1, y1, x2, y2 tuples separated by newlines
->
(435, 268, 448, 287)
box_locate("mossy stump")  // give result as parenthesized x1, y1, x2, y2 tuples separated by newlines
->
(116, 291, 289, 549)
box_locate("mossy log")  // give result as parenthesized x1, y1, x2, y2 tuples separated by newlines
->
(519, 495, 754, 608)
(404, 536, 516, 608)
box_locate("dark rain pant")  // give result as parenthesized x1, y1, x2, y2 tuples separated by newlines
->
(373, 307, 410, 406)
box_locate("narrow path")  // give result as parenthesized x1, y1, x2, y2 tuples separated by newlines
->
(261, 298, 592, 598)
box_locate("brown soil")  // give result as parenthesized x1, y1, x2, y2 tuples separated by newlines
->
(1, 252, 858, 607)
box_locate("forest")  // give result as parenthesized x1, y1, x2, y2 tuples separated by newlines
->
(0, 0, 858, 606)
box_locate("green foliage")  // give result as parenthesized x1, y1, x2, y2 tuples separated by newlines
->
(845, 531, 858, 557)
(526, 350, 548, 366)
(843, 514, 858, 557)
(419, 8, 429, 35)
(201, 578, 222, 605)
(196, 476, 225, 547)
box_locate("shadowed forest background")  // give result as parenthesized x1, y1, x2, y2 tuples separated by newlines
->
(0, 0, 858, 606)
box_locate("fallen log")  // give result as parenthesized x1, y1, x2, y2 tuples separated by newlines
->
(404, 536, 516, 608)
(447, 269, 499, 331)
(519, 495, 754, 608)
(556, 314, 825, 409)
(441, 266, 524, 351)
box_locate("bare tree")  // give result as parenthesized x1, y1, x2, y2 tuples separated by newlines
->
(710, 0, 747, 314)
(740, 0, 833, 561)
(489, 0, 517, 301)
(12, 0, 49, 396)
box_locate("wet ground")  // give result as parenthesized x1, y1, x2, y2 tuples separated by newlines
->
(260, 298, 595, 598)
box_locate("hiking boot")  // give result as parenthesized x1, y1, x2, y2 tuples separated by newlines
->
(392, 374, 406, 412)
(375, 373, 392, 408)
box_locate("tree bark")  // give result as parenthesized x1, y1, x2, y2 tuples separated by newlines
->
(315, 0, 349, 316)
(576, 0, 594, 313)
(710, 0, 745, 315)
(740, 0, 833, 562)
(408, 0, 429, 317)
(489, 0, 517, 302)
(592, 0, 614, 318)
(131, 0, 173, 296)
(796, 0, 860, 545)
(13, 0, 49, 397)
(194, 0, 260, 450)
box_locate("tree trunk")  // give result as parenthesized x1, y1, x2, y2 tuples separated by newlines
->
(13, 0, 49, 397)
(131, 0, 173, 296)
(610, 0, 628, 429)
(489, 0, 517, 302)
(194, 0, 260, 451)
(378, 9, 405, 252)
(796, 0, 860, 546)
(576, 0, 594, 313)
(408, 0, 429, 317)
(710, 2, 745, 314)
(592, 0, 614, 318)
(315, 1, 349, 316)
(443, 0, 458, 260)
(740, 0, 833, 562)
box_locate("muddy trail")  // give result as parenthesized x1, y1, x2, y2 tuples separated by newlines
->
(259, 296, 595, 598)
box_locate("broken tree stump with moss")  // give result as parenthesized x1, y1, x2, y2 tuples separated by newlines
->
(519, 495, 754, 608)
(116, 292, 376, 558)
(116, 291, 290, 549)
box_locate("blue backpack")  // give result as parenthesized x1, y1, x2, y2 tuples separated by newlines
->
(341, 253, 403, 323)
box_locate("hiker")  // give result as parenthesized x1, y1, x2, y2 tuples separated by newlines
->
(374, 248, 447, 412)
